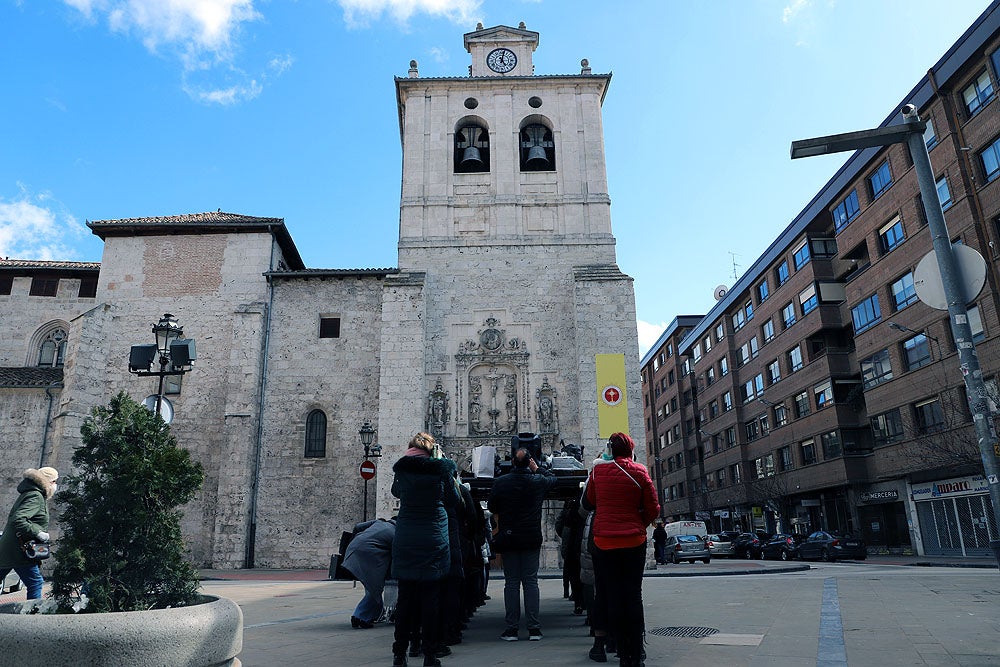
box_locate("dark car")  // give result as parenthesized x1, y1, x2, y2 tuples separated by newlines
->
(665, 534, 711, 564)
(796, 531, 867, 562)
(732, 532, 764, 559)
(761, 533, 805, 561)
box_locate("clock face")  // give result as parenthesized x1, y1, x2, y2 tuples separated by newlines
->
(486, 48, 517, 74)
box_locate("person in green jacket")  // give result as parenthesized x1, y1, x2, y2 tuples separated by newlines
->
(0, 467, 59, 599)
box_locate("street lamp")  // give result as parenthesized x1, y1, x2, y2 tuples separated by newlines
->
(792, 105, 1000, 568)
(888, 321, 942, 359)
(129, 313, 196, 421)
(359, 420, 381, 523)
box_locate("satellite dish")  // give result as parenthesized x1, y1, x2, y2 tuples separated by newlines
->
(713, 285, 728, 301)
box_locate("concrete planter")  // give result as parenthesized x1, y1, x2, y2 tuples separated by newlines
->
(0, 594, 243, 667)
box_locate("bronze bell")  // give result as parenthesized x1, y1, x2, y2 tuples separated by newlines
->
(525, 145, 549, 169)
(461, 145, 484, 168)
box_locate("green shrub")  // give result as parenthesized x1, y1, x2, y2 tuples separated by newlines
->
(50, 391, 205, 613)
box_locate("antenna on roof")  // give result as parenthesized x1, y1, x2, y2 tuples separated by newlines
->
(217, 208, 221, 212)
(728, 252, 741, 281)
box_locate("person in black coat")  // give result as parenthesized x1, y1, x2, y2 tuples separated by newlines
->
(556, 497, 585, 613)
(487, 448, 557, 641)
(390, 432, 460, 667)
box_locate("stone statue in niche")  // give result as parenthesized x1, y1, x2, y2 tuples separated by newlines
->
(426, 380, 450, 437)
(535, 376, 558, 434)
(468, 363, 518, 436)
(469, 376, 484, 435)
(504, 375, 518, 432)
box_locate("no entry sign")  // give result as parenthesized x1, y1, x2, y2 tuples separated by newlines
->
(360, 460, 377, 480)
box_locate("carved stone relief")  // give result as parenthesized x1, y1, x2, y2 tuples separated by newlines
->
(536, 376, 558, 434)
(426, 379, 450, 437)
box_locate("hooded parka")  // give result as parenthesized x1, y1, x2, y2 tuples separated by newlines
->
(0, 471, 53, 568)
(390, 454, 459, 581)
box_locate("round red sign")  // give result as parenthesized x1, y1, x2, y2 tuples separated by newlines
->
(360, 460, 377, 480)
(602, 385, 623, 406)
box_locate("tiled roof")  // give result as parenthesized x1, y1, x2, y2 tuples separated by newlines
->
(0, 259, 100, 271)
(0, 367, 63, 388)
(266, 268, 399, 279)
(88, 211, 284, 228)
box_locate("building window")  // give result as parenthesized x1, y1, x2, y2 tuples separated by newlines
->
(703, 335, 712, 353)
(781, 302, 796, 329)
(708, 400, 719, 418)
(741, 374, 764, 403)
(0, 275, 11, 295)
(319, 317, 341, 338)
(924, 117, 937, 150)
(871, 408, 904, 444)
(861, 349, 893, 389)
(666, 343, 673, 357)
(969, 304, 986, 343)
(719, 356, 729, 377)
(455, 123, 490, 173)
(776, 261, 790, 286)
(757, 279, 770, 303)
(799, 284, 818, 315)
(788, 345, 803, 372)
(963, 70, 994, 116)
(716, 468, 727, 487)
(980, 136, 1000, 183)
(800, 440, 817, 465)
(792, 239, 811, 270)
(78, 276, 98, 298)
(774, 404, 788, 427)
(745, 301, 754, 322)
(726, 427, 737, 448)
(821, 431, 842, 458)
(814, 380, 833, 409)
(722, 391, 733, 412)
(519, 123, 555, 171)
(37, 328, 68, 367)
(913, 399, 945, 434)
(715, 323, 725, 341)
(304, 410, 327, 458)
(851, 293, 881, 334)
(706, 366, 716, 386)
(652, 356, 659, 371)
(767, 359, 781, 385)
(891, 272, 918, 310)
(730, 462, 742, 484)
(794, 391, 810, 418)
(901, 333, 931, 371)
(777, 446, 793, 471)
(879, 217, 905, 254)
(693, 343, 702, 363)
(762, 318, 774, 343)
(668, 370, 675, 385)
(868, 161, 893, 200)
(732, 309, 746, 331)
(935, 176, 953, 211)
(833, 190, 860, 232)
(759, 413, 770, 435)
(746, 420, 759, 442)
(29, 277, 59, 297)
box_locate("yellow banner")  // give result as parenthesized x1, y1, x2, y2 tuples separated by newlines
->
(595, 353, 628, 437)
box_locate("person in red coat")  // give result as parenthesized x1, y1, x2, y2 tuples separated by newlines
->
(582, 433, 659, 666)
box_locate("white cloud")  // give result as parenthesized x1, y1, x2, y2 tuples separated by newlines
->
(782, 0, 811, 23)
(637, 319, 668, 358)
(428, 46, 448, 63)
(338, 0, 482, 28)
(0, 185, 86, 261)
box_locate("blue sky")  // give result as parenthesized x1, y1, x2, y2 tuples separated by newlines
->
(1, 0, 993, 354)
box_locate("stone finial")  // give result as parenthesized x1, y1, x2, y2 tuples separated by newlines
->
(519, 21, 526, 29)
(408, 59, 419, 78)
(476, 22, 484, 30)
(581, 58, 591, 75)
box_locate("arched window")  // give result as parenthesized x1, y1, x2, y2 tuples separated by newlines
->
(519, 123, 555, 171)
(454, 124, 490, 173)
(304, 410, 327, 458)
(37, 328, 68, 368)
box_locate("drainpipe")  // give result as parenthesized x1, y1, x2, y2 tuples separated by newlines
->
(39, 380, 62, 467)
(245, 237, 276, 569)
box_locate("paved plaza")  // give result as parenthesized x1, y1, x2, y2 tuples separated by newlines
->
(193, 558, 999, 667)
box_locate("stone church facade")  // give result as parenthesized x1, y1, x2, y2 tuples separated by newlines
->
(0, 24, 643, 569)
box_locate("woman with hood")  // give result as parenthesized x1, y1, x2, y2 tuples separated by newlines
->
(0, 467, 59, 599)
(389, 433, 459, 667)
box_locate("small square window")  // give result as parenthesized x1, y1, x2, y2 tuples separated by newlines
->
(868, 161, 893, 200)
(879, 217, 905, 254)
(78, 276, 98, 298)
(963, 70, 994, 116)
(0, 275, 12, 295)
(319, 317, 341, 339)
(981, 137, 1000, 183)
(29, 277, 59, 297)
(776, 261, 790, 286)
(936, 176, 952, 211)
(792, 239, 810, 270)
(833, 190, 860, 232)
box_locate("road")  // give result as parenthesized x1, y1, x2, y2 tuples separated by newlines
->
(204, 561, 1000, 666)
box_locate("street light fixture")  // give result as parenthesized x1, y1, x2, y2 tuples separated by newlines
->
(888, 321, 942, 359)
(129, 313, 196, 421)
(792, 105, 1000, 568)
(359, 419, 381, 523)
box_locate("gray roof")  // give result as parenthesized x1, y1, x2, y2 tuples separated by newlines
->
(265, 268, 400, 280)
(0, 367, 63, 388)
(640, 315, 706, 368)
(0, 259, 100, 272)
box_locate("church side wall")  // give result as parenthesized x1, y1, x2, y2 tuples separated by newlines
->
(0, 278, 96, 366)
(0, 388, 59, 511)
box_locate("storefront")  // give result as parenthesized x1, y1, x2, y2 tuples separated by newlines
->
(911, 474, 997, 558)
(855, 483, 912, 554)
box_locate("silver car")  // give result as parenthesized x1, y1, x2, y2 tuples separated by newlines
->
(665, 534, 711, 564)
(706, 533, 735, 557)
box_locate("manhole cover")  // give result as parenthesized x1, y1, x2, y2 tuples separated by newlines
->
(649, 626, 720, 638)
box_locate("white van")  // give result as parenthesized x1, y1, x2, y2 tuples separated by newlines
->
(663, 520, 708, 540)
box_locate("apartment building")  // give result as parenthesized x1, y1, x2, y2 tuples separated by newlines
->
(641, 2, 1000, 558)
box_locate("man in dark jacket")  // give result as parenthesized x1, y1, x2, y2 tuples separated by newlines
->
(343, 518, 396, 628)
(487, 448, 557, 642)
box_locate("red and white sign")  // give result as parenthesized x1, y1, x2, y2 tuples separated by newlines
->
(360, 460, 377, 480)
(601, 385, 623, 406)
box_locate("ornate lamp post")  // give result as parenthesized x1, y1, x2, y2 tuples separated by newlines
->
(359, 420, 381, 523)
(129, 313, 196, 421)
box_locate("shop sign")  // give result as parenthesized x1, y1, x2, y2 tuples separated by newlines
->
(911, 474, 988, 501)
(859, 489, 899, 503)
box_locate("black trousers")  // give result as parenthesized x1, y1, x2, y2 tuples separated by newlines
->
(393, 578, 442, 658)
(592, 542, 647, 660)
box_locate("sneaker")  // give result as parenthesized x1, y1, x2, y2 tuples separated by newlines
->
(500, 628, 519, 642)
(392, 655, 407, 667)
(589, 640, 608, 663)
(433, 646, 451, 658)
(528, 628, 543, 641)
(422, 658, 441, 667)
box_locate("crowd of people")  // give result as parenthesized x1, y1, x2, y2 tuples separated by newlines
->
(348, 430, 660, 667)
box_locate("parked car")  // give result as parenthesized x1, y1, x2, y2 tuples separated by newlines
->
(797, 531, 867, 561)
(665, 534, 711, 564)
(761, 533, 805, 561)
(732, 532, 764, 559)
(706, 533, 735, 557)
